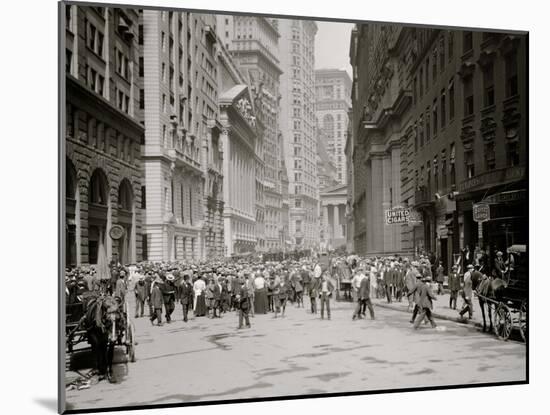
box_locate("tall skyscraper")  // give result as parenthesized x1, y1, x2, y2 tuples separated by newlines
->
(278, 19, 319, 250)
(315, 69, 352, 185)
(218, 15, 286, 251)
(139, 10, 223, 261)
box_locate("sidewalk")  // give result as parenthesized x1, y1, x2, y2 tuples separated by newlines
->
(370, 292, 483, 328)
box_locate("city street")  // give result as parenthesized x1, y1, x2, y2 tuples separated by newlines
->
(65, 297, 526, 412)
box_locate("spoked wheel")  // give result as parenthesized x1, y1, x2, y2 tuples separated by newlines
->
(494, 303, 512, 340)
(519, 301, 527, 343)
(127, 323, 136, 362)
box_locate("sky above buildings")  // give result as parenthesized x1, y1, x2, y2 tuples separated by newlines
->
(315, 21, 354, 77)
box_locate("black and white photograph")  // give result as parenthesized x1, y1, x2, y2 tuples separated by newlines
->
(59, 1, 528, 413)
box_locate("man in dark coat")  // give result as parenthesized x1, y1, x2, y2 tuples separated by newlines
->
(150, 278, 164, 326)
(161, 274, 176, 323)
(435, 262, 445, 295)
(383, 262, 393, 303)
(237, 276, 251, 329)
(353, 271, 375, 320)
(459, 264, 474, 320)
(134, 276, 147, 318)
(412, 277, 437, 329)
(179, 273, 194, 322)
(448, 265, 461, 309)
(212, 276, 222, 318)
(409, 274, 424, 323)
(115, 272, 127, 303)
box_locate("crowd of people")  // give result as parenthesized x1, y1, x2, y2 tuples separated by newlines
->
(65, 248, 516, 332)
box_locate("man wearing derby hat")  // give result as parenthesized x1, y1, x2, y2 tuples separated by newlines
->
(134, 276, 147, 318)
(448, 264, 461, 309)
(162, 274, 177, 323)
(459, 264, 474, 320)
(411, 275, 437, 329)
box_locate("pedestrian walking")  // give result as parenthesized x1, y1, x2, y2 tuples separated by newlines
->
(150, 277, 164, 326)
(134, 276, 147, 318)
(179, 273, 193, 322)
(412, 277, 437, 329)
(115, 271, 127, 303)
(162, 274, 176, 323)
(353, 267, 375, 320)
(319, 272, 334, 320)
(436, 262, 445, 295)
(448, 265, 461, 309)
(236, 276, 251, 329)
(459, 264, 474, 320)
(193, 275, 206, 317)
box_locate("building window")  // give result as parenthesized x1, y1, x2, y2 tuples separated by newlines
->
(433, 157, 438, 192)
(419, 117, 424, 147)
(425, 110, 431, 142)
(505, 51, 519, 97)
(138, 24, 143, 45)
(463, 76, 474, 116)
(413, 77, 417, 104)
(425, 56, 430, 90)
(440, 90, 446, 128)
(448, 31, 454, 61)
(66, 49, 72, 74)
(507, 140, 520, 167)
(463, 31, 473, 53)
(139, 56, 144, 77)
(465, 151, 475, 178)
(97, 75, 104, 96)
(432, 49, 437, 82)
(162, 125, 166, 147)
(441, 156, 447, 190)
(427, 161, 431, 193)
(66, 5, 72, 31)
(432, 101, 438, 137)
(449, 79, 455, 120)
(439, 36, 445, 72)
(485, 142, 496, 171)
(450, 144, 456, 186)
(419, 67, 424, 97)
(414, 123, 418, 152)
(295, 199, 302, 208)
(161, 31, 166, 51)
(139, 89, 144, 109)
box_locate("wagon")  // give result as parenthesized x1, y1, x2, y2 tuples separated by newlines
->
(66, 292, 137, 376)
(476, 244, 527, 342)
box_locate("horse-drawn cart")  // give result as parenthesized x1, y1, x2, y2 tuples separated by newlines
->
(475, 244, 527, 342)
(66, 293, 136, 382)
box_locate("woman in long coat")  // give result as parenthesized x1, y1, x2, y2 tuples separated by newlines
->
(253, 272, 268, 314)
(193, 275, 206, 317)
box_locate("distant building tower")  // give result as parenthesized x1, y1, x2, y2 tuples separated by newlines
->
(315, 69, 352, 185)
(278, 18, 319, 250)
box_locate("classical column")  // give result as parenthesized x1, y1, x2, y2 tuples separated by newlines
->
(333, 203, 341, 240)
(382, 154, 393, 252)
(371, 155, 384, 253)
(391, 143, 402, 252)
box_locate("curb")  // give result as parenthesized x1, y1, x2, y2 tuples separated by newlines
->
(373, 301, 483, 329)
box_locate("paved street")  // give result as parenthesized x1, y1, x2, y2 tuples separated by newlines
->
(66, 297, 526, 412)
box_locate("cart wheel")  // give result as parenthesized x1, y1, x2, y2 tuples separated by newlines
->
(519, 301, 527, 343)
(494, 303, 512, 340)
(127, 324, 136, 363)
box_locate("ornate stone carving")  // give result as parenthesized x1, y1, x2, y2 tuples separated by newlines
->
(236, 97, 256, 127)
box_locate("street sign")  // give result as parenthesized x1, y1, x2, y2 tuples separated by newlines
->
(385, 207, 410, 225)
(473, 203, 490, 223)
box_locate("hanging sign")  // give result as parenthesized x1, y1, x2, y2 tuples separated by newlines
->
(473, 203, 490, 223)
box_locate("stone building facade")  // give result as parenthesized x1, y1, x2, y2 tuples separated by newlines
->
(64, 5, 144, 268)
(349, 24, 527, 268)
(218, 15, 285, 252)
(279, 18, 319, 250)
(139, 10, 223, 261)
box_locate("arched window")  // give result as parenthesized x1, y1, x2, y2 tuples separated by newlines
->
(89, 168, 109, 205)
(118, 179, 133, 211)
(66, 158, 77, 200)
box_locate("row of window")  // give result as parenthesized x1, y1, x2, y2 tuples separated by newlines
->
(66, 105, 136, 165)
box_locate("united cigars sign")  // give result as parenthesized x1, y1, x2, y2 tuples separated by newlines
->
(385, 207, 411, 225)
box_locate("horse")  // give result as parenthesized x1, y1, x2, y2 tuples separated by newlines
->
(475, 276, 506, 333)
(82, 295, 122, 382)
